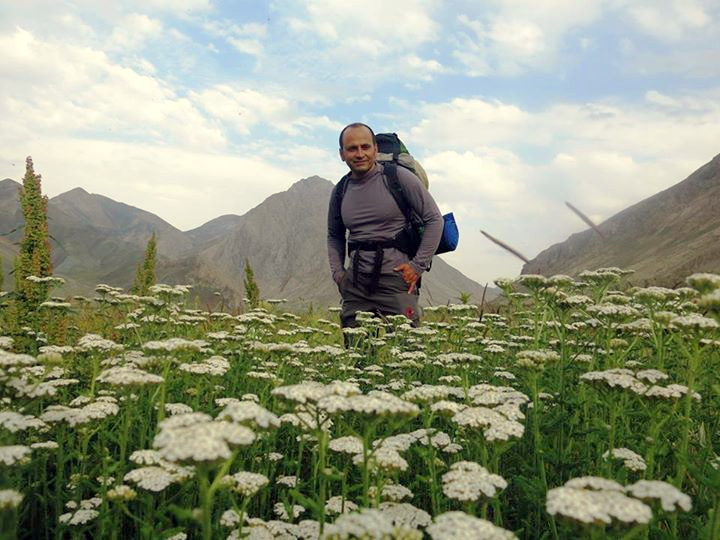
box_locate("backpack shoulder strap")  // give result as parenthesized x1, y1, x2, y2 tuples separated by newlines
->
(382, 162, 412, 222)
(333, 173, 352, 229)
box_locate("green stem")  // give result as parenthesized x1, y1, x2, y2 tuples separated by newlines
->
(198, 469, 213, 540)
(674, 342, 699, 487)
(710, 494, 720, 540)
(530, 372, 559, 540)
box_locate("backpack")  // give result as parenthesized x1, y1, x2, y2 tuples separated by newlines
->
(334, 133, 459, 260)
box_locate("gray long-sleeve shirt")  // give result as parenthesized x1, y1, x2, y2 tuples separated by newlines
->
(327, 162, 443, 282)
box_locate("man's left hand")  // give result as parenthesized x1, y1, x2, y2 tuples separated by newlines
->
(393, 263, 419, 294)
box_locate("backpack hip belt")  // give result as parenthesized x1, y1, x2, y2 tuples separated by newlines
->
(347, 237, 409, 294)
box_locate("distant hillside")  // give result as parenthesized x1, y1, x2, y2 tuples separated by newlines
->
(522, 153, 720, 285)
(0, 176, 489, 310)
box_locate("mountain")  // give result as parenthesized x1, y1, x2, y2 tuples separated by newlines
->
(0, 176, 489, 309)
(522, 153, 720, 285)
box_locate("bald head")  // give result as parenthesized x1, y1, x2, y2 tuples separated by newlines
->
(339, 123, 376, 150)
(339, 123, 378, 177)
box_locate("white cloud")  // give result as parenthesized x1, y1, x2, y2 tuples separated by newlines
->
(108, 13, 164, 50)
(624, 0, 710, 41)
(190, 85, 291, 135)
(282, 0, 443, 86)
(0, 28, 224, 149)
(424, 149, 526, 204)
(454, 0, 604, 74)
(410, 98, 532, 150)
(227, 37, 264, 57)
(202, 19, 267, 58)
(134, 0, 212, 15)
(290, 0, 440, 50)
(644, 90, 681, 108)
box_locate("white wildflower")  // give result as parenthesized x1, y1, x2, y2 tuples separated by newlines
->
(0, 350, 37, 368)
(686, 272, 720, 293)
(379, 502, 431, 530)
(124, 467, 179, 492)
(216, 401, 280, 430)
(224, 471, 268, 497)
(468, 384, 529, 407)
(96, 366, 164, 386)
(402, 384, 464, 403)
(442, 461, 507, 501)
(516, 349, 560, 369)
(276, 475, 297, 488)
(452, 407, 525, 442)
(58, 509, 99, 526)
(0, 445, 32, 466)
(0, 489, 23, 510)
(427, 511, 517, 540)
(635, 369, 669, 384)
(106, 485, 137, 501)
(325, 496, 358, 515)
(318, 391, 419, 418)
(76, 334, 123, 352)
(547, 477, 651, 525)
(436, 352, 482, 365)
(430, 400, 467, 416)
(31, 441, 59, 451)
(322, 508, 396, 539)
(272, 381, 361, 404)
(644, 384, 702, 401)
(165, 403, 194, 416)
(626, 480, 692, 512)
(329, 436, 364, 455)
(377, 483, 413, 502)
(220, 509, 241, 527)
(142, 338, 209, 352)
(153, 415, 255, 464)
(0, 411, 48, 433)
(274, 502, 304, 521)
(603, 448, 647, 472)
(580, 369, 647, 395)
(179, 355, 230, 376)
(354, 446, 409, 473)
(670, 314, 719, 332)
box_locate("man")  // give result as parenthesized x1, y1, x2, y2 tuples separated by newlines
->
(327, 122, 443, 331)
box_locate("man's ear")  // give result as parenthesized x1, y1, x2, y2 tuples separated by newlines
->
(339, 149, 345, 161)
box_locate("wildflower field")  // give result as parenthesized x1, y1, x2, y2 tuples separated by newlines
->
(1, 268, 719, 539)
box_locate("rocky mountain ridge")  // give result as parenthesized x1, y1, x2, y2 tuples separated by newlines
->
(0, 176, 488, 310)
(522, 153, 720, 285)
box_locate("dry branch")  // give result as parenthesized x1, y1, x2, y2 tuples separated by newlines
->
(565, 201, 605, 240)
(480, 230, 529, 263)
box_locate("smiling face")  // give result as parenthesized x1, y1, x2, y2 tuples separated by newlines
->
(339, 125, 378, 177)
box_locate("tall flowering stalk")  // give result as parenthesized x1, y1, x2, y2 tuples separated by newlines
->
(15, 157, 53, 320)
(131, 233, 157, 296)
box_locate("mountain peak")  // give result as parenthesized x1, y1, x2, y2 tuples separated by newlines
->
(55, 187, 91, 200)
(289, 175, 333, 192)
(1, 178, 21, 188)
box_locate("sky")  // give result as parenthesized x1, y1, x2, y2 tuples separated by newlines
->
(1, 1, 719, 287)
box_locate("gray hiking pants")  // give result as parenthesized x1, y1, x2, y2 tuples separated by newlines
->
(338, 270, 420, 328)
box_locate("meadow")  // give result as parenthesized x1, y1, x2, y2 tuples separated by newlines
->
(0, 268, 719, 539)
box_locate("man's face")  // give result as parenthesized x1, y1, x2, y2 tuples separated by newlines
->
(339, 126, 377, 176)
